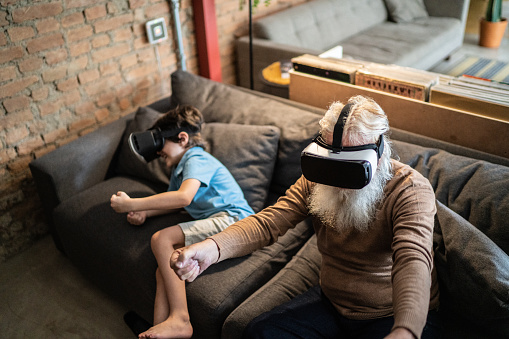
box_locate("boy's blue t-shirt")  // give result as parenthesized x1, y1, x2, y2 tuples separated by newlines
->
(169, 147, 254, 220)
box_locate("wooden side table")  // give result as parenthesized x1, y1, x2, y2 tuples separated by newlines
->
(259, 61, 291, 98)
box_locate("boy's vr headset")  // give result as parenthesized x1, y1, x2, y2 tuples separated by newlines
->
(128, 127, 193, 162)
(301, 103, 384, 189)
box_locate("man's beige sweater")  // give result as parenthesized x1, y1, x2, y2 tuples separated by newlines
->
(211, 160, 440, 338)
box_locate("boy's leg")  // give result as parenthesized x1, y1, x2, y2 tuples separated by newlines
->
(140, 225, 193, 339)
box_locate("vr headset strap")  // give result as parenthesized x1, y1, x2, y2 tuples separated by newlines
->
(332, 103, 353, 150)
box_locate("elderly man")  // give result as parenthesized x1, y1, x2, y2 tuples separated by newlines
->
(171, 95, 440, 339)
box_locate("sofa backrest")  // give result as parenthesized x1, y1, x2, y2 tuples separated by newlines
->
(254, 0, 388, 50)
(169, 70, 323, 202)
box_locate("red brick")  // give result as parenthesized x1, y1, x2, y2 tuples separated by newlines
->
(61, 89, 81, 106)
(129, 0, 144, 9)
(78, 69, 100, 84)
(0, 76, 38, 99)
(17, 136, 44, 156)
(67, 25, 93, 43)
(94, 13, 132, 33)
(0, 31, 6, 46)
(7, 156, 32, 174)
(43, 128, 67, 144)
(85, 5, 107, 20)
(69, 117, 95, 132)
(0, 109, 32, 129)
(3, 95, 30, 113)
(137, 48, 155, 63)
(36, 18, 60, 34)
(0, 65, 16, 81)
(91, 34, 110, 48)
(118, 97, 130, 110)
(75, 101, 95, 116)
(42, 65, 67, 82)
(45, 48, 68, 65)
(145, 3, 170, 19)
(65, 0, 97, 9)
(0, 46, 24, 64)
(114, 27, 132, 42)
(84, 74, 122, 96)
(5, 126, 29, 145)
(34, 144, 56, 159)
(0, 10, 8, 27)
(120, 54, 137, 69)
(99, 62, 118, 75)
(67, 55, 88, 74)
(18, 57, 43, 73)
(61, 12, 84, 27)
(94, 107, 109, 121)
(96, 92, 115, 107)
(31, 87, 49, 101)
(91, 43, 130, 63)
(12, 3, 63, 23)
(69, 40, 90, 57)
(116, 83, 134, 97)
(126, 64, 154, 80)
(38, 99, 61, 117)
(8, 26, 35, 42)
(0, 148, 17, 165)
(57, 77, 79, 92)
(27, 33, 64, 53)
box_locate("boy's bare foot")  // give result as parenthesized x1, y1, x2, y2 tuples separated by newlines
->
(138, 315, 193, 339)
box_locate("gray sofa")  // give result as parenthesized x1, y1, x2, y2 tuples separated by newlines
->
(30, 70, 509, 338)
(237, 0, 470, 92)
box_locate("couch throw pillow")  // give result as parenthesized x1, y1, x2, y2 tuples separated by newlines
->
(169, 70, 322, 196)
(434, 200, 509, 337)
(202, 123, 280, 213)
(115, 106, 171, 187)
(384, 0, 429, 23)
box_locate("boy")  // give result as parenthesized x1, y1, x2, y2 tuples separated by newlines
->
(111, 105, 254, 338)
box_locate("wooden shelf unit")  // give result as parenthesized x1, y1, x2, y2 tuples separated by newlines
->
(289, 71, 509, 159)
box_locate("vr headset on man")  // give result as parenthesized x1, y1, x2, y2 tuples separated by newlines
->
(128, 126, 194, 162)
(301, 103, 384, 189)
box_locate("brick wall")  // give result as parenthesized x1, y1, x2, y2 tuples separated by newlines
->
(0, 0, 306, 262)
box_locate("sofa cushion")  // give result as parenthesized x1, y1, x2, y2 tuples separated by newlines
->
(254, 0, 388, 50)
(384, 0, 428, 23)
(392, 139, 509, 255)
(202, 123, 280, 212)
(434, 201, 509, 337)
(115, 106, 170, 188)
(170, 70, 322, 196)
(222, 235, 321, 338)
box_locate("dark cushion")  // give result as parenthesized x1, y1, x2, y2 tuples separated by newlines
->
(222, 235, 321, 338)
(392, 139, 509, 255)
(114, 106, 170, 187)
(170, 70, 322, 196)
(434, 201, 509, 337)
(384, 0, 429, 23)
(202, 123, 280, 212)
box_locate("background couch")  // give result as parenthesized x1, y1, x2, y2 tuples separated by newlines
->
(30, 70, 508, 338)
(237, 0, 470, 92)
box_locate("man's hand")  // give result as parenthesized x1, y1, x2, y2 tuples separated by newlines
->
(110, 191, 132, 213)
(385, 327, 416, 339)
(170, 239, 220, 282)
(127, 211, 146, 225)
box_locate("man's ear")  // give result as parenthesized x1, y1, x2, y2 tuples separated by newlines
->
(178, 131, 189, 146)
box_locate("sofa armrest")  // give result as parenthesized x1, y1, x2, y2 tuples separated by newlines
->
(424, 0, 470, 22)
(236, 36, 319, 90)
(29, 115, 130, 227)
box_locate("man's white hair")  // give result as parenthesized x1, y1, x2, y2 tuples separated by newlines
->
(308, 96, 394, 232)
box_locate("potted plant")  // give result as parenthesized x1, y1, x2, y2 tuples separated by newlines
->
(479, 0, 508, 48)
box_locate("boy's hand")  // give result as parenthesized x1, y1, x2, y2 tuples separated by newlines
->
(127, 211, 146, 225)
(110, 191, 132, 213)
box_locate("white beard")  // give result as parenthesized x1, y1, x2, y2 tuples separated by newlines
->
(308, 161, 393, 233)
